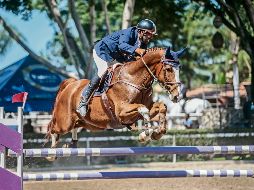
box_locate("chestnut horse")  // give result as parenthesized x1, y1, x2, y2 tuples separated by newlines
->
(46, 46, 185, 150)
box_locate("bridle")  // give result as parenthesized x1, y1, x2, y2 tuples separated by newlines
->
(140, 54, 182, 94)
(111, 50, 182, 95)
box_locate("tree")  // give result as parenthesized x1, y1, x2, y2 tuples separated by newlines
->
(0, 0, 125, 78)
(133, 0, 188, 49)
(0, 14, 69, 76)
(181, 5, 233, 88)
(122, 0, 135, 29)
(193, 0, 254, 102)
(0, 27, 13, 56)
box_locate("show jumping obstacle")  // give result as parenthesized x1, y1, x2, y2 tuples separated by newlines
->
(0, 107, 23, 190)
(0, 107, 253, 190)
(8, 146, 254, 157)
(23, 170, 254, 181)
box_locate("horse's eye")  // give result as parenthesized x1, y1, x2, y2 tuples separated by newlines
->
(165, 66, 172, 71)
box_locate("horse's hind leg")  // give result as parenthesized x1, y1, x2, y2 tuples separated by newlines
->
(62, 128, 78, 148)
(51, 133, 60, 148)
(71, 128, 78, 148)
(45, 133, 60, 161)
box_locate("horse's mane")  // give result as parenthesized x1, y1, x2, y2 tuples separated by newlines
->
(146, 47, 165, 52)
(123, 47, 165, 66)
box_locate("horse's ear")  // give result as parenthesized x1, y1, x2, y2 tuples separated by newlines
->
(165, 46, 171, 58)
(176, 47, 188, 58)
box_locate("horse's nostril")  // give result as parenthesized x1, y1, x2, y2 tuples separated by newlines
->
(172, 96, 178, 103)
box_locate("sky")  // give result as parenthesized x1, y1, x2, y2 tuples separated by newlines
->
(0, 10, 54, 70)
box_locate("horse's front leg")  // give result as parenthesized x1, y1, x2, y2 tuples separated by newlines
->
(149, 102, 167, 140)
(117, 103, 154, 143)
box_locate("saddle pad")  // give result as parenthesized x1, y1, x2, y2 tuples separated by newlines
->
(94, 63, 122, 97)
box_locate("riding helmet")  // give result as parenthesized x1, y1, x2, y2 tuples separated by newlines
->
(137, 19, 157, 35)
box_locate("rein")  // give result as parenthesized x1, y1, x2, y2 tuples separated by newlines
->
(110, 50, 182, 92)
(110, 62, 151, 91)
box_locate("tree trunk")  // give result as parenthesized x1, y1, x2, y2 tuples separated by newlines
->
(0, 16, 70, 77)
(122, 0, 136, 29)
(241, 38, 254, 102)
(251, 55, 254, 102)
(87, 0, 96, 79)
(230, 32, 240, 109)
(69, 0, 93, 78)
(68, 0, 91, 53)
(89, 0, 96, 47)
(47, 0, 83, 78)
(101, 0, 111, 34)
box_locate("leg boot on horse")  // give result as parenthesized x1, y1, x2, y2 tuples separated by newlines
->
(76, 75, 101, 116)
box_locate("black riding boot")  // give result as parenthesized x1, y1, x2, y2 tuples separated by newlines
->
(76, 75, 101, 116)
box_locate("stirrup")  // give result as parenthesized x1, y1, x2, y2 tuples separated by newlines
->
(76, 103, 88, 116)
(76, 97, 89, 116)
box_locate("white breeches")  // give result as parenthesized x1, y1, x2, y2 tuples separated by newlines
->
(93, 49, 108, 78)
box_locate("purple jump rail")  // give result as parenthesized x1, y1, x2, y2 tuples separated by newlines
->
(0, 122, 22, 190)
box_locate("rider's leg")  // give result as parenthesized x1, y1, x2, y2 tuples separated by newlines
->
(76, 74, 101, 116)
(76, 49, 108, 116)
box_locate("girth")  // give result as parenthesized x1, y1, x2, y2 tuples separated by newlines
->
(101, 92, 121, 129)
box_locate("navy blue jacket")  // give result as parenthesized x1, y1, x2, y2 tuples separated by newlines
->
(94, 27, 147, 63)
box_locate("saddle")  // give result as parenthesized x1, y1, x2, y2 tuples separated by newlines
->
(94, 63, 122, 96)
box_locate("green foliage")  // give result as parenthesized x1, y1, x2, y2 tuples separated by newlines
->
(1, 0, 252, 84)
(133, 0, 189, 46)
(0, 0, 33, 20)
(77, 0, 124, 40)
(181, 6, 231, 86)
(237, 50, 251, 81)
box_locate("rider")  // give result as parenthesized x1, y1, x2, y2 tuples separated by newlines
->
(77, 19, 157, 116)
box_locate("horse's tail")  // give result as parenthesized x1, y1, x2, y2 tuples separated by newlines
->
(44, 118, 55, 146)
(44, 78, 77, 145)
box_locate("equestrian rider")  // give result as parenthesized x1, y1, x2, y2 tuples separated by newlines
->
(77, 19, 157, 116)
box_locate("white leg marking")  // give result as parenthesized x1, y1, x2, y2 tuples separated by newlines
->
(138, 128, 154, 143)
(138, 107, 150, 122)
(173, 68, 181, 96)
(71, 128, 78, 141)
(51, 134, 58, 148)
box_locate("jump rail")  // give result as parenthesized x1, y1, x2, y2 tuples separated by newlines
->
(8, 145, 254, 157)
(1, 107, 254, 190)
(23, 170, 254, 181)
(0, 107, 23, 190)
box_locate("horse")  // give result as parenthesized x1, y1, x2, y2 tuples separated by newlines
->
(46, 46, 186, 153)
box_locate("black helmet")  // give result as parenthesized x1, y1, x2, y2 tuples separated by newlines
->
(137, 19, 157, 35)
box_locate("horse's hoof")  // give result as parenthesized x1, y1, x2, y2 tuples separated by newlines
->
(69, 140, 78, 148)
(62, 141, 78, 148)
(46, 156, 57, 162)
(138, 138, 151, 145)
(151, 133, 162, 140)
(62, 143, 69, 148)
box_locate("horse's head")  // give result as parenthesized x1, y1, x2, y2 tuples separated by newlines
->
(155, 47, 187, 103)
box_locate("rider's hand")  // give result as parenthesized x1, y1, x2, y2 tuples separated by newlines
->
(135, 48, 146, 56)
